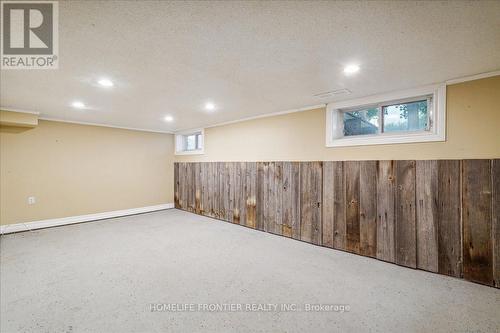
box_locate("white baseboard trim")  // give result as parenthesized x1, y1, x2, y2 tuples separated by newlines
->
(0, 203, 174, 235)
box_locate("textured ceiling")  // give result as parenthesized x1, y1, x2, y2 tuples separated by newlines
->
(1, 0, 499, 132)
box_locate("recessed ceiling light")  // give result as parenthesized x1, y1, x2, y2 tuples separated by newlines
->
(71, 101, 85, 109)
(97, 78, 114, 87)
(205, 102, 216, 111)
(164, 115, 174, 122)
(343, 64, 360, 75)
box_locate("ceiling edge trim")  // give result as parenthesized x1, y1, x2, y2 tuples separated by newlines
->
(174, 104, 327, 133)
(38, 116, 174, 134)
(445, 69, 500, 85)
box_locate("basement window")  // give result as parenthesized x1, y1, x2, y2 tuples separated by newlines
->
(175, 129, 204, 155)
(326, 84, 446, 147)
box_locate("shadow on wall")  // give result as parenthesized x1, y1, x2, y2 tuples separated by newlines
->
(0, 126, 33, 134)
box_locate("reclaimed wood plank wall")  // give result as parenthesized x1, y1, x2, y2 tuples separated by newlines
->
(174, 160, 500, 288)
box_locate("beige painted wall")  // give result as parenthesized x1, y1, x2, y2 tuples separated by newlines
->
(1, 75, 498, 225)
(175, 75, 500, 162)
(0, 120, 174, 225)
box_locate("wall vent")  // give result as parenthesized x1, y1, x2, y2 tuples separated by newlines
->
(314, 89, 351, 99)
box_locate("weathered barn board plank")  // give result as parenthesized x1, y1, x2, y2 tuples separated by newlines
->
(194, 163, 200, 213)
(181, 162, 187, 210)
(189, 162, 193, 211)
(264, 163, 276, 234)
(179, 162, 188, 211)
(179, 163, 184, 210)
(415, 160, 439, 273)
(345, 161, 360, 254)
(395, 160, 417, 268)
(256, 162, 266, 231)
(242, 162, 249, 225)
(190, 163, 195, 212)
(177, 163, 183, 208)
(376, 161, 396, 262)
(228, 163, 235, 223)
(207, 162, 216, 218)
(263, 162, 273, 233)
(360, 161, 377, 258)
(437, 160, 462, 277)
(274, 162, 284, 236)
(226, 163, 232, 220)
(463, 159, 493, 285)
(201, 163, 209, 216)
(220, 163, 226, 219)
(185, 163, 192, 212)
(227, 163, 234, 222)
(262, 161, 281, 234)
(178, 162, 181, 206)
(194, 163, 202, 214)
(322, 161, 334, 248)
(264, 161, 283, 235)
(332, 162, 346, 250)
(262, 162, 269, 231)
(205, 162, 211, 217)
(174, 163, 179, 208)
(240, 162, 248, 225)
(232, 162, 242, 224)
(300, 162, 322, 245)
(282, 162, 301, 239)
(177, 163, 183, 209)
(245, 162, 257, 229)
(217, 162, 226, 219)
(222, 162, 230, 221)
(189, 162, 195, 212)
(198, 163, 204, 214)
(493, 159, 500, 288)
(213, 162, 220, 218)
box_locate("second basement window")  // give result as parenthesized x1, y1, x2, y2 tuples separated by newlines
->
(343, 97, 430, 137)
(326, 84, 446, 147)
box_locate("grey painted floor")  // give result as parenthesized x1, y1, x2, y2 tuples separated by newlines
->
(1, 209, 499, 333)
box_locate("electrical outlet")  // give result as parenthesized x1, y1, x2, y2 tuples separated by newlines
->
(28, 196, 36, 205)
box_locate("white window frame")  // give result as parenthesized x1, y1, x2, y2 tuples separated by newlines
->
(326, 84, 446, 147)
(175, 128, 205, 155)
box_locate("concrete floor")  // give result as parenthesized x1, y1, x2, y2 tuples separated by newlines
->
(1, 209, 499, 333)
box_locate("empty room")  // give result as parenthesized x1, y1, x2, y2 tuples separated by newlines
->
(1, 1, 499, 332)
